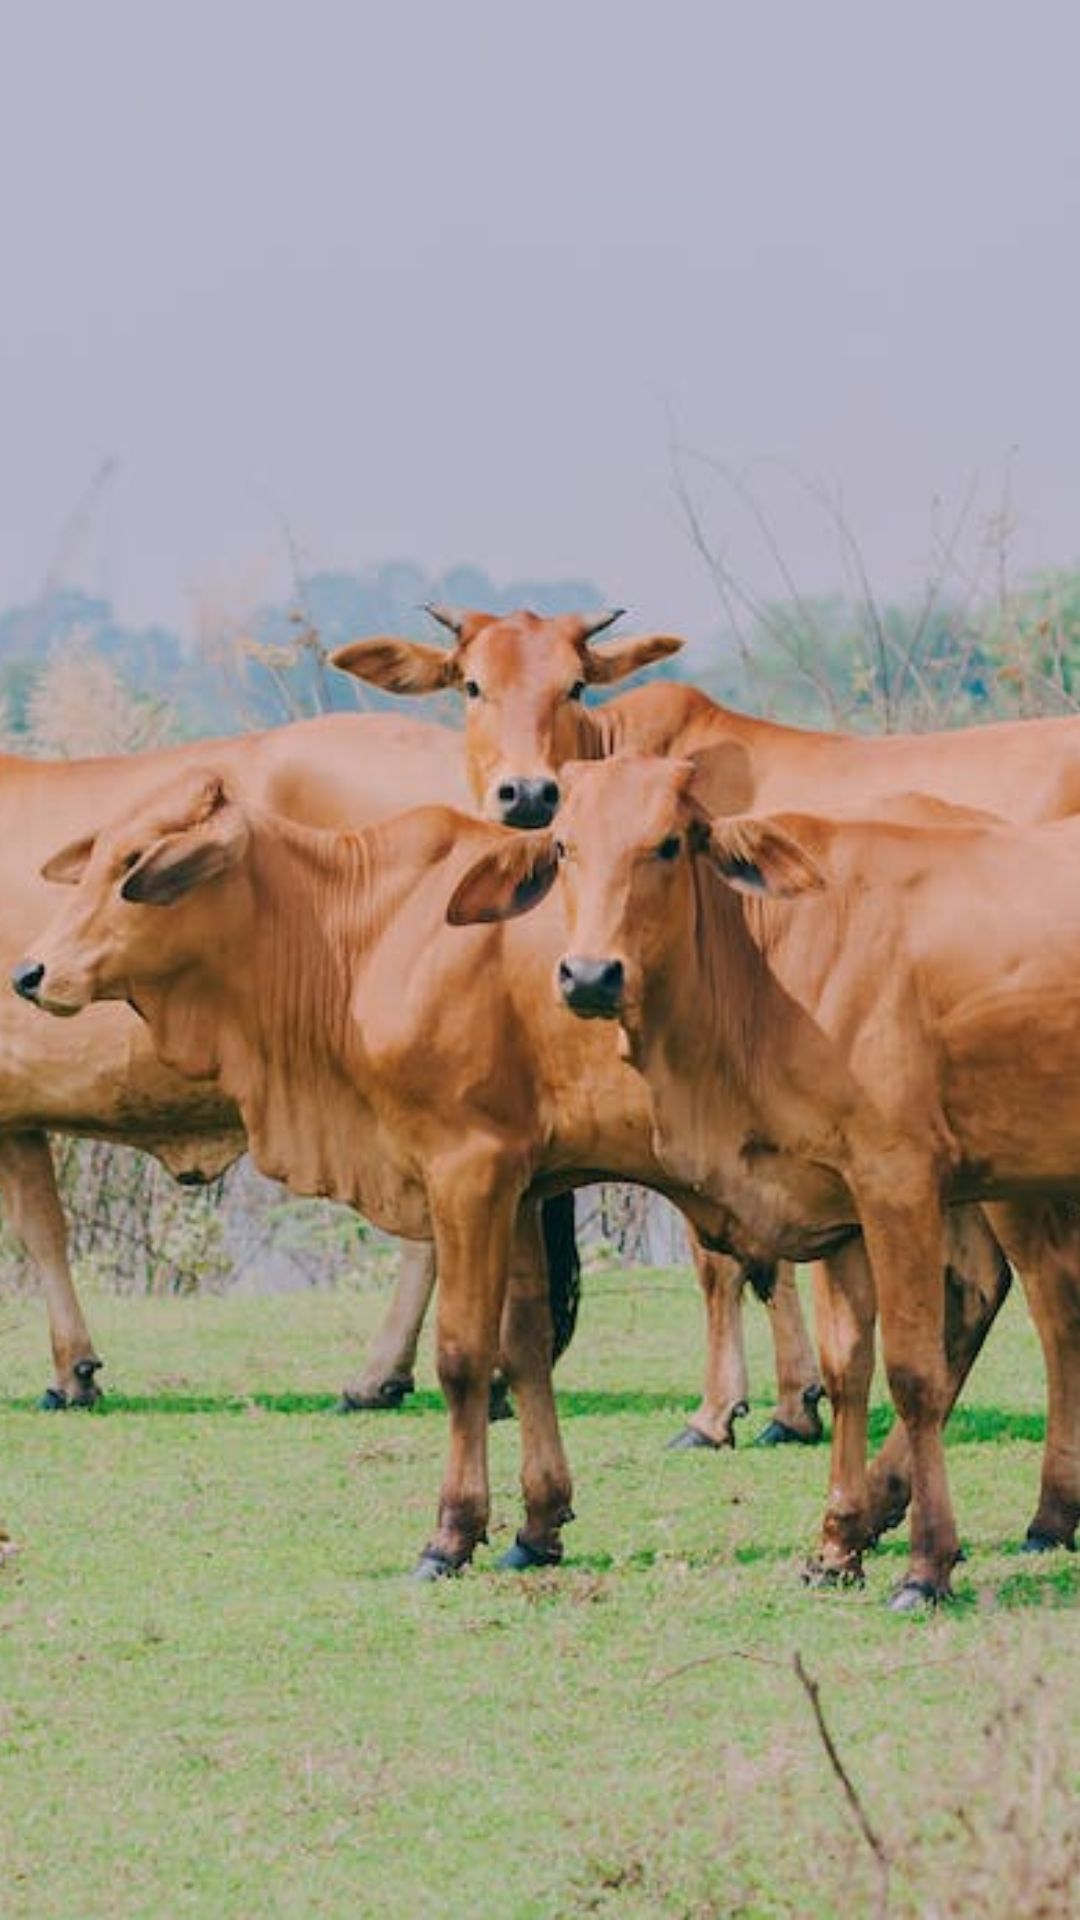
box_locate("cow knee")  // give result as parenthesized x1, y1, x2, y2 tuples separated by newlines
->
(437, 1339, 489, 1407)
(886, 1361, 947, 1427)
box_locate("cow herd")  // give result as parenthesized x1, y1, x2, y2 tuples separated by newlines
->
(7, 604, 1080, 1611)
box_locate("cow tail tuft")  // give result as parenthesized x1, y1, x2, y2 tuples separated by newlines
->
(540, 1192, 582, 1362)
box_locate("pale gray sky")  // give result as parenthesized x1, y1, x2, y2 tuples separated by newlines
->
(3, 0, 1080, 638)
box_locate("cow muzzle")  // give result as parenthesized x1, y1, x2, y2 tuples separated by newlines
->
(11, 959, 45, 1004)
(492, 777, 561, 829)
(557, 955, 625, 1019)
(11, 956, 87, 1017)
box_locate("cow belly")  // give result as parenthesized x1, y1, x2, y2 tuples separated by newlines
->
(941, 986, 1080, 1188)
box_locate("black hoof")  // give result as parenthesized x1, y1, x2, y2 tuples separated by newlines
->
(335, 1375, 415, 1413)
(888, 1577, 945, 1613)
(1022, 1528, 1076, 1555)
(755, 1419, 814, 1447)
(69, 1358, 104, 1408)
(667, 1423, 727, 1452)
(411, 1548, 465, 1582)
(496, 1532, 564, 1571)
(38, 1386, 69, 1412)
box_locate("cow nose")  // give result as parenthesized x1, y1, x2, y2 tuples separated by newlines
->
(11, 960, 44, 1003)
(557, 955, 625, 1018)
(495, 777, 561, 829)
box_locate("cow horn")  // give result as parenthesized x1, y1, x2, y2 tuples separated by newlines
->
(580, 608, 626, 640)
(423, 602, 467, 636)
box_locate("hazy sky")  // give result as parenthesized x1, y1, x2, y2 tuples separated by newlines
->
(3, 0, 1080, 640)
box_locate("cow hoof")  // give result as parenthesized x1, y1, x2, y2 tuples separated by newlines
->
(38, 1386, 69, 1412)
(887, 1577, 945, 1613)
(411, 1548, 465, 1582)
(802, 1556, 865, 1590)
(488, 1381, 515, 1423)
(496, 1533, 563, 1571)
(1022, 1528, 1076, 1555)
(756, 1419, 816, 1447)
(667, 1424, 726, 1452)
(69, 1358, 104, 1408)
(335, 1375, 415, 1413)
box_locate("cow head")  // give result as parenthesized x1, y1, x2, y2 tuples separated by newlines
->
(446, 754, 825, 1030)
(14, 771, 250, 1015)
(331, 606, 684, 828)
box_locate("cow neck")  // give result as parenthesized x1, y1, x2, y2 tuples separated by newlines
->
(637, 855, 782, 1156)
(134, 813, 428, 1217)
(595, 684, 743, 760)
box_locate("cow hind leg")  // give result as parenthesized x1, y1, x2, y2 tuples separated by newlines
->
(669, 1240, 751, 1450)
(864, 1205, 1012, 1543)
(496, 1204, 574, 1569)
(338, 1239, 435, 1411)
(858, 1184, 959, 1609)
(0, 1132, 102, 1408)
(803, 1239, 877, 1586)
(755, 1261, 826, 1447)
(990, 1199, 1080, 1553)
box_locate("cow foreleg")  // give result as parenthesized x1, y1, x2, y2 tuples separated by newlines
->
(804, 1238, 876, 1586)
(0, 1131, 102, 1408)
(670, 1241, 750, 1449)
(338, 1238, 435, 1410)
(864, 1205, 1012, 1543)
(990, 1198, 1080, 1552)
(414, 1161, 521, 1577)
(859, 1183, 959, 1608)
(496, 1202, 574, 1569)
(757, 1262, 825, 1446)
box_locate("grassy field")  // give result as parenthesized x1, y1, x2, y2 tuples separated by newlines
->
(2, 1269, 1079, 1919)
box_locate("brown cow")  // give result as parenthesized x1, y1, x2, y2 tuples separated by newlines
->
(331, 608, 1080, 1476)
(16, 771, 1026, 1581)
(333, 605, 1080, 1449)
(0, 712, 470, 1405)
(334, 608, 830, 1448)
(448, 753, 1080, 1603)
(331, 602, 1080, 830)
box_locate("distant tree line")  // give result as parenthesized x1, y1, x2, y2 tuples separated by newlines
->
(2, 555, 1079, 753)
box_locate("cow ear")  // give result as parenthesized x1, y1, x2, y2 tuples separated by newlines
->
(685, 741, 756, 817)
(703, 816, 826, 898)
(121, 806, 249, 906)
(447, 834, 558, 926)
(583, 632, 684, 685)
(331, 638, 457, 695)
(41, 833, 97, 885)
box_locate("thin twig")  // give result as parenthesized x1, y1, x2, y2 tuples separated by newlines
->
(793, 1651, 891, 1917)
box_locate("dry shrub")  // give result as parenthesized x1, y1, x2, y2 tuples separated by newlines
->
(20, 636, 172, 759)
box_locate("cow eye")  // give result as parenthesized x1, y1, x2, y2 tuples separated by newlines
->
(654, 835, 681, 862)
(568, 680, 586, 702)
(464, 680, 482, 701)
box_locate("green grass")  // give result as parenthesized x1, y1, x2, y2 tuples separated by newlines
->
(1, 1272, 1078, 1918)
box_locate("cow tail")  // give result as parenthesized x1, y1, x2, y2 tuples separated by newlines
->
(540, 1192, 582, 1362)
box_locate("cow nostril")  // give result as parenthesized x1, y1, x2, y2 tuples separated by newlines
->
(497, 781, 519, 805)
(12, 960, 45, 1000)
(540, 781, 560, 808)
(557, 958, 575, 987)
(599, 959, 623, 991)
